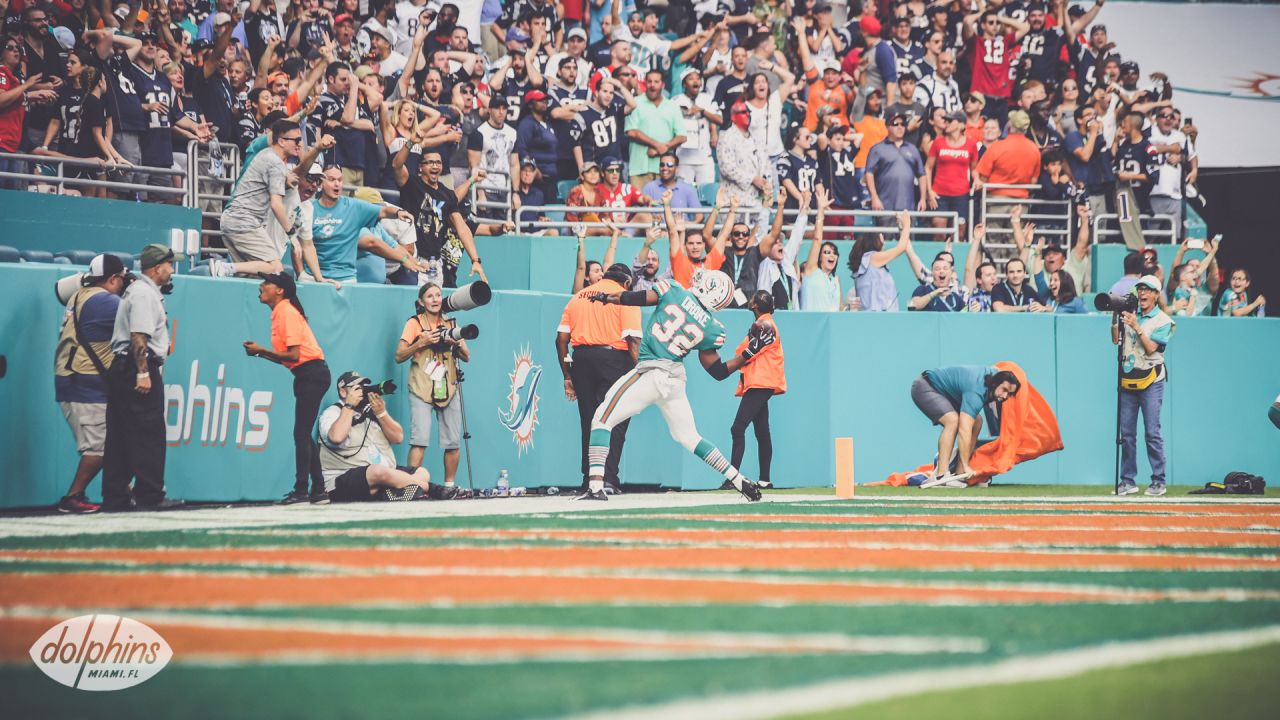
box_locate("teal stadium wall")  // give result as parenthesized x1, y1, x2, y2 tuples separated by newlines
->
(0, 191, 200, 254)
(2, 260, 1276, 508)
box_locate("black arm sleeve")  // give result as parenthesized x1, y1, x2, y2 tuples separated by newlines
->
(618, 290, 650, 306)
(705, 359, 731, 381)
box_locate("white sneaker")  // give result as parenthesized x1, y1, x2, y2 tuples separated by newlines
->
(210, 259, 236, 278)
(921, 471, 973, 489)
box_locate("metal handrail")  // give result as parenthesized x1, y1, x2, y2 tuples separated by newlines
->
(1091, 213, 1179, 245)
(0, 151, 188, 197)
(514, 205, 962, 239)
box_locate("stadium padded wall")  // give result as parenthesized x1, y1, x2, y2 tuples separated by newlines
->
(2, 264, 1276, 508)
(0, 190, 201, 255)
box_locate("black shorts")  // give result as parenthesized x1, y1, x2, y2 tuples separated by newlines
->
(328, 465, 417, 502)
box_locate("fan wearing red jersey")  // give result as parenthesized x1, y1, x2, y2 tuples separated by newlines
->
(961, 8, 1030, 128)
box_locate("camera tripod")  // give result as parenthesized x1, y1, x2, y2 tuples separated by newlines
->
(455, 367, 475, 492)
(1112, 321, 1126, 495)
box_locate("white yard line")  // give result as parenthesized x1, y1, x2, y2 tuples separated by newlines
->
(0, 494, 816, 539)
(564, 625, 1280, 720)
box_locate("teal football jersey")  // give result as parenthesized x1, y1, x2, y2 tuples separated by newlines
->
(637, 280, 727, 362)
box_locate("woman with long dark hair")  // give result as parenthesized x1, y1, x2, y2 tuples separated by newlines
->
(728, 291, 786, 489)
(243, 273, 331, 504)
(847, 211, 914, 311)
(1047, 269, 1087, 314)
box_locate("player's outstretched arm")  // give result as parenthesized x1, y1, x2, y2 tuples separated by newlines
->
(589, 289, 660, 306)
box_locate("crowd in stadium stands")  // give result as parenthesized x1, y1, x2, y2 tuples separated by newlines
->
(0, 0, 1265, 315)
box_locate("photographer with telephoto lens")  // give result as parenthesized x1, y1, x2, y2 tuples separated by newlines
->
(317, 371, 439, 502)
(1106, 275, 1175, 496)
(395, 283, 475, 497)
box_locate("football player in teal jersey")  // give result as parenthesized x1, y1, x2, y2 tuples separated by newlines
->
(582, 270, 775, 501)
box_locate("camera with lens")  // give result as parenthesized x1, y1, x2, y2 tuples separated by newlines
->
(352, 378, 397, 418)
(436, 324, 480, 343)
(1095, 292, 1139, 315)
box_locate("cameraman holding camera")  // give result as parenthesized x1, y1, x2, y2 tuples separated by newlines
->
(1111, 275, 1176, 497)
(317, 372, 436, 501)
(395, 283, 471, 495)
(53, 255, 128, 514)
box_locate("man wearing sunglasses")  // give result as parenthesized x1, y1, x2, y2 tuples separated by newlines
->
(865, 112, 928, 215)
(641, 153, 701, 224)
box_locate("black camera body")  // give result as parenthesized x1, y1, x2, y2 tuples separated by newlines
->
(357, 378, 398, 397)
(1095, 292, 1139, 315)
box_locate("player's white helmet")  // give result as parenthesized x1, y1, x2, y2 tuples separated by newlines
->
(689, 269, 735, 312)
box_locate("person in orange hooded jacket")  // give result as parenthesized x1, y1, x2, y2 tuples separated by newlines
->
(728, 290, 786, 489)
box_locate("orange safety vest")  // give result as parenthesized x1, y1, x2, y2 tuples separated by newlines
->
(735, 313, 786, 396)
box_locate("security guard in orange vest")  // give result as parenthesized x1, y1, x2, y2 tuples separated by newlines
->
(556, 263, 641, 491)
(729, 290, 787, 488)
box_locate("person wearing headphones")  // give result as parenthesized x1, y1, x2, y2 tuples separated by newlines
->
(728, 290, 786, 489)
(243, 272, 330, 505)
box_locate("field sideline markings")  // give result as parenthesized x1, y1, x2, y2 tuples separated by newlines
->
(563, 625, 1280, 720)
(0, 607, 989, 664)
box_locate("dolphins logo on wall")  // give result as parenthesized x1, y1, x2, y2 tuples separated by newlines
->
(500, 347, 542, 454)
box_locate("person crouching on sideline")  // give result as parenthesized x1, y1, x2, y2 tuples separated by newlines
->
(1113, 275, 1175, 497)
(243, 273, 331, 505)
(318, 372, 443, 502)
(53, 255, 128, 513)
(394, 284, 470, 498)
(728, 291, 786, 490)
(911, 365, 1021, 488)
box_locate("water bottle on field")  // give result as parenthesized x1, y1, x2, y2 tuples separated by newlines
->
(497, 470, 510, 496)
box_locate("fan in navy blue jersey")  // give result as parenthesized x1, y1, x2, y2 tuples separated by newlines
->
(128, 33, 208, 199)
(310, 63, 375, 186)
(777, 126, 821, 211)
(1114, 110, 1161, 216)
(547, 56, 592, 182)
(571, 78, 631, 170)
(889, 17, 925, 81)
(492, 49, 544, 123)
(817, 124, 860, 215)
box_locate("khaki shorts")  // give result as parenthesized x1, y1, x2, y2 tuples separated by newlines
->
(224, 225, 283, 264)
(60, 401, 107, 456)
(410, 393, 462, 450)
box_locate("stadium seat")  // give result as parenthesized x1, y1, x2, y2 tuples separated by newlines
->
(697, 182, 720, 207)
(56, 250, 97, 266)
(556, 180, 576, 202)
(20, 249, 55, 264)
(0, 246, 20, 263)
(108, 252, 135, 271)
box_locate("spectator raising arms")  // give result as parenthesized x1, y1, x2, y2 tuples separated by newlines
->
(848, 211, 914, 312)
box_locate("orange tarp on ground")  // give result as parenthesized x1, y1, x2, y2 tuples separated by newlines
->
(872, 361, 1063, 486)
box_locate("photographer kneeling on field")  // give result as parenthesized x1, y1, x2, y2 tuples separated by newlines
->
(317, 371, 445, 502)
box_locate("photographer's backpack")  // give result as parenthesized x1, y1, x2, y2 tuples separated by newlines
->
(1189, 472, 1267, 495)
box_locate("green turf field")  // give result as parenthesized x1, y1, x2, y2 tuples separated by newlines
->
(1, 491, 1277, 719)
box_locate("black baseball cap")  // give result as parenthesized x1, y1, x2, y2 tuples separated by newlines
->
(258, 272, 297, 297)
(489, 95, 509, 109)
(337, 371, 367, 390)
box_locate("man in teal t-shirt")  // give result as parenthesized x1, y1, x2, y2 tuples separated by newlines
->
(581, 273, 772, 502)
(309, 167, 416, 282)
(625, 70, 687, 187)
(911, 364, 1021, 487)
